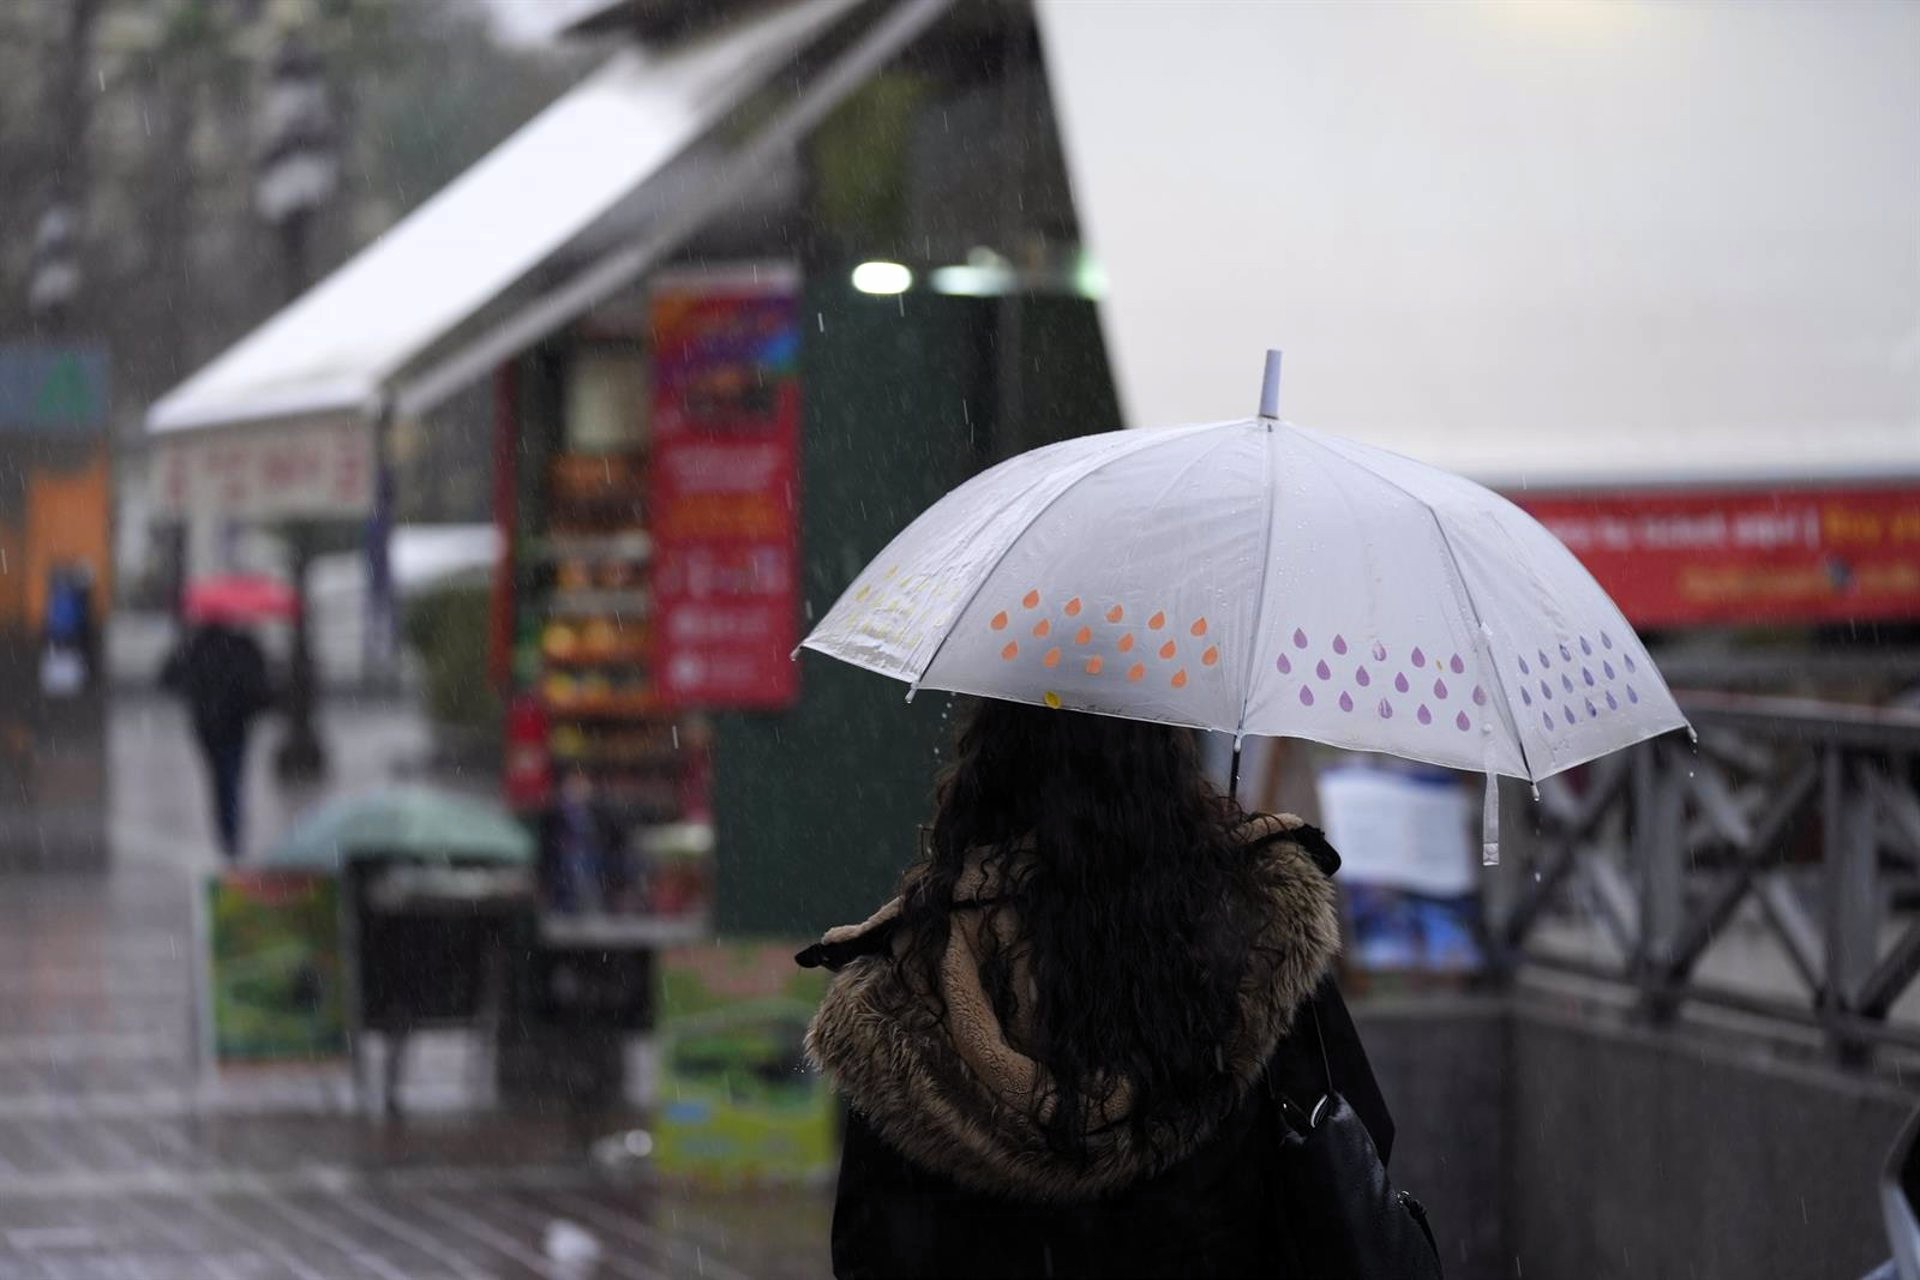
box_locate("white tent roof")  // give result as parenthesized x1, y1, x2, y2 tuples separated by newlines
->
(148, 0, 855, 436)
(1038, 1, 1920, 489)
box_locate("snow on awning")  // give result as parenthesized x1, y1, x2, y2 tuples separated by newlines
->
(147, 0, 857, 437)
(1037, 1, 1920, 489)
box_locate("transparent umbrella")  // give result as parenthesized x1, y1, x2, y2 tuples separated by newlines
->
(801, 351, 1690, 861)
(264, 786, 534, 870)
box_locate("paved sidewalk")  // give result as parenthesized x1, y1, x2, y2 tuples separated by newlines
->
(0, 695, 831, 1278)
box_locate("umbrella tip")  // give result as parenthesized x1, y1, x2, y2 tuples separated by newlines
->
(1259, 349, 1283, 420)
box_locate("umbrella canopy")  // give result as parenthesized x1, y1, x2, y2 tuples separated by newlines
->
(802, 353, 1689, 856)
(184, 574, 297, 625)
(264, 786, 535, 870)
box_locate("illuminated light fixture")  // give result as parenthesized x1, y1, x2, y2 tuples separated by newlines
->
(929, 263, 1017, 296)
(1073, 255, 1108, 300)
(851, 261, 912, 294)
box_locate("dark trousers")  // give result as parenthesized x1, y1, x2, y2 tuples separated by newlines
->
(197, 727, 248, 859)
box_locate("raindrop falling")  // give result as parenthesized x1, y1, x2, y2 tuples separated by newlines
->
(1371, 641, 1388, 662)
(1314, 659, 1331, 680)
(1582, 668, 1595, 686)
(1455, 711, 1471, 731)
(1355, 666, 1372, 687)
(1540, 680, 1552, 700)
(1449, 654, 1465, 674)
(1561, 674, 1573, 693)
(1541, 712, 1554, 732)
(1433, 678, 1448, 699)
(1411, 647, 1427, 668)
(1299, 686, 1315, 707)
(1601, 631, 1614, 649)
(1292, 628, 1309, 649)
(1627, 685, 1639, 703)
(1585, 699, 1598, 718)
(1562, 705, 1576, 726)
(1539, 649, 1551, 669)
(1519, 655, 1531, 675)
(1338, 691, 1354, 712)
(1559, 643, 1572, 661)
(1378, 698, 1394, 719)
(1394, 672, 1410, 693)
(1472, 685, 1487, 706)
(1332, 634, 1348, 655)
(1416, 704, 1432, 725)
(1521, 688, 1533, 706)
(1603, 661, 1615, 680)
(1606, 692, 1618, 710)
(1624, 654, 1638, 673)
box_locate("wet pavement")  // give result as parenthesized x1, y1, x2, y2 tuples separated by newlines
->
(0, 693, 831, 1278)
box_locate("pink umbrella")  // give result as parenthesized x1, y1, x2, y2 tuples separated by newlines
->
(183, 574, 297, 625)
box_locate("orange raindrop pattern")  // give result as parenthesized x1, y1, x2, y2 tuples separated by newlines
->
(984, 593, 1215, 698)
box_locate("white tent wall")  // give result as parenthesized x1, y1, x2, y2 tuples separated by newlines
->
(1036, 1, 1920, 489)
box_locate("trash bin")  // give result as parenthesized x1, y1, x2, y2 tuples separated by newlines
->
(347, 857, 533, 1031)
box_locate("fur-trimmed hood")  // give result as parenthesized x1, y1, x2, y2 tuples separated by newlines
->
(803, 814, 1340, 1203)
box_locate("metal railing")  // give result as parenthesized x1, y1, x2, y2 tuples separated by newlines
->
(1491, 690, 1920, 1064)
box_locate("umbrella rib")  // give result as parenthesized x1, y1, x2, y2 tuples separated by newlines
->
(1234, 421, 1281, 745)
(1290, 429, 1539, 782)
(907, 428, 1191, 693)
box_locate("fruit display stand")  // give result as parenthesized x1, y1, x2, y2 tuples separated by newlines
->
(490, 343, 718, 1110)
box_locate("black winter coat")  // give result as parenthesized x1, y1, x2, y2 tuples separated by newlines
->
(161, 624, 273, 743)
(802, 816, 1395, 1280)
(831, 980, 1389, 1278)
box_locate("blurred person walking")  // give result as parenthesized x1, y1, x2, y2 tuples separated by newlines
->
(162, 614, 274, 860)
(800, 700, 1440, 1278)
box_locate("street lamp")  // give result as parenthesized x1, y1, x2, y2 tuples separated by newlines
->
(255, 32, 337, 781)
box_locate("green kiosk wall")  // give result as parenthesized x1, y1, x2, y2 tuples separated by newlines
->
(713, 281, 1119, 936)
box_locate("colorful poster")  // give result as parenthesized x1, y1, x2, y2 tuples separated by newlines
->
(653, 942, 834, 1187)
(1515, 487, 1920, 627)
(648, 265, 801, 710)
(203, 871, 348, 1064)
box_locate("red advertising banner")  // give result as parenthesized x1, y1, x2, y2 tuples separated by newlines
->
(1514, 487, 1920, 628)
(648, 268, 801, 709)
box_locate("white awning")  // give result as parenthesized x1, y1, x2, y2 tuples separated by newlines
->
(147, 0, 858, 436)
(1038, 1, 1920, 489)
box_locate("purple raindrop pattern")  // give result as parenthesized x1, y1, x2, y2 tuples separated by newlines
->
(1266, 627, 1654, 739)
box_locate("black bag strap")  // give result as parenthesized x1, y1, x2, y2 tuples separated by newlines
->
(1308, 1000, 1335, 1100)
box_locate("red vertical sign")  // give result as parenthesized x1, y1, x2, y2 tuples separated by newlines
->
(649, 269, 801, 710)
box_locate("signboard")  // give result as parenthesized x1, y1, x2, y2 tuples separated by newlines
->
(0, 345, 108, 433)
(201, 871, 348, 1064)
(152, 416, 374, 521)
(648, 266, 800, 709)
(1516, 487, 1920, 628)
(654, 942, 834, 1186)
(1316, 765, 1483, 975)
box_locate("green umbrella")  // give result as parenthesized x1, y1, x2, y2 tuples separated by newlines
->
(264, 786, 535, 870)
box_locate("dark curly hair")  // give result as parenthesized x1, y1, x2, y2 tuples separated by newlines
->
(892, 698, 1267, 1162)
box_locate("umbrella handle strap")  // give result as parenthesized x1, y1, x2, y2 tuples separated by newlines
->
(1481, 773, 1500, 867)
